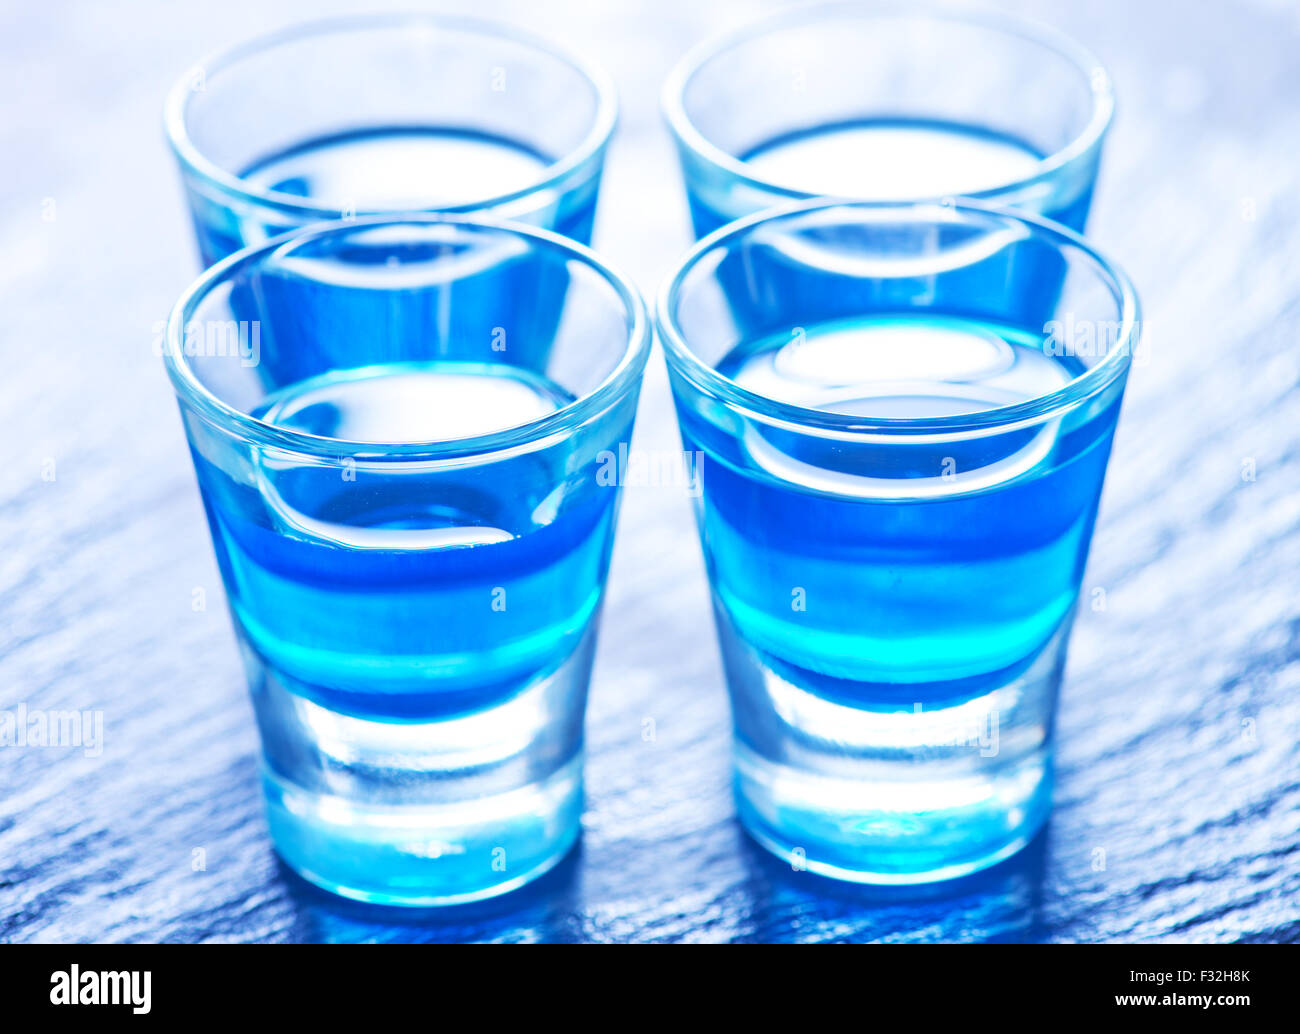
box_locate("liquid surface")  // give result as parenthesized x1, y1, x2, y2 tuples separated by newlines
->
(260, 361, 569, 443)
(195, 127, 597, 265)
(241, 127, 553, 210)
(742, 119, 1043, 200)
(721, 315, 1073, 420)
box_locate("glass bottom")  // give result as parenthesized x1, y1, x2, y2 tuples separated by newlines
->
(264, 761, 582, 906)
(244, 622, 595, 906)
(734, 745, 1050, 884)
(719, 604, 1064, 884)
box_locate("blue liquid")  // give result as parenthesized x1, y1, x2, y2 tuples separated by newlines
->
(687, 118, 1093, 238)
(189, 127, 597, 265)
(676, 314, 1123, 880)
(188, 359, 626, 903)
(703, 315, 1106, 699)
(194, 361, 614, 721)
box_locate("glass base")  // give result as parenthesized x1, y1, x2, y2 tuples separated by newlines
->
(264, 761, 582, 906)
(734, 743, 1050, 884)
(719, 604, 1064, 884)
(244, 623, 594, 906)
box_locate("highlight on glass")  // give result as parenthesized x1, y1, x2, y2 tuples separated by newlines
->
(163, 216, 649, 905)
(663, 2, 1113, 238)
(165, 14, 617, 266)
(658, 198, 1140, 883)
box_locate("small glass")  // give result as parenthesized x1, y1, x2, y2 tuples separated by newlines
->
(165, 14, 617, 265)
(663, 2, 1113, 238)
(164, 216, 649, 905)
(658, 199, 1139, 883)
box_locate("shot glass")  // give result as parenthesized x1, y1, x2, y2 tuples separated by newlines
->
(163, 216, 649, 905)
(165, 14, 617, 265)
(658, 199, 1139, 883)
(663, 2, 1113, 238)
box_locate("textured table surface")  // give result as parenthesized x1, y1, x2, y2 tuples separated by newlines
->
(2, 0, 1298, 943)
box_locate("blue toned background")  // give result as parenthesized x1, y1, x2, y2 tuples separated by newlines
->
(2, 0, 1298, 942)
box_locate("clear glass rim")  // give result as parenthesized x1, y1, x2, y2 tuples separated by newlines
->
(164, 13, 619, 219)
(661, 0, 1115, 207)
(165, 214, 650, 460)
(656, 197, 1140, 436)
